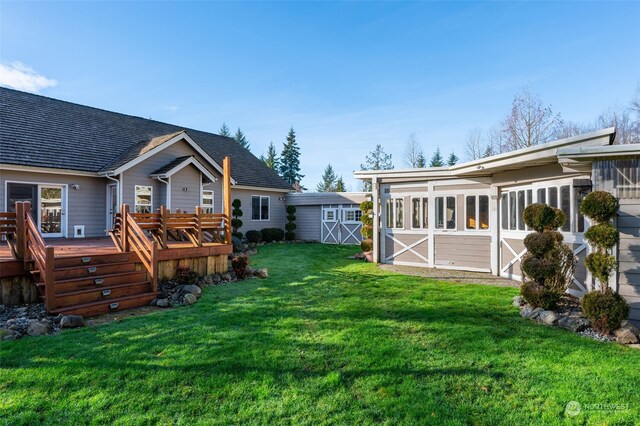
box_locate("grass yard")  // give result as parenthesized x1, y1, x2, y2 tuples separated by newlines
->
(1, 244, 639, 425)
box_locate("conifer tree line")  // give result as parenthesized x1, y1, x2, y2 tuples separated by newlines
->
(219, 122, 305, 191)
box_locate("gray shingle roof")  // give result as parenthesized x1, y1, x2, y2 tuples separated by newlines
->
(0, 87, 292, 190)
(149, 156, 193, 176)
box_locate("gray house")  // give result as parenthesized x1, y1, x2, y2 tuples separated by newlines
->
(0, 88, 292, 238)
(355, 128, 640, 324)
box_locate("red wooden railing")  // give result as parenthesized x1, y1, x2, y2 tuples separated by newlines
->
(122, 205, 158, 292)
(22, 202, 56, 310)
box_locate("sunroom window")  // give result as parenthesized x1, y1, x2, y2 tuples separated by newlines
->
(466, 195, 489, 230)
(435, 196, 456, 230)
(135, 185, 152, 213)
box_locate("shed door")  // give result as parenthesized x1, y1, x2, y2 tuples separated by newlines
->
(339, 208, 362, 245)
(321, 208, 340, 244)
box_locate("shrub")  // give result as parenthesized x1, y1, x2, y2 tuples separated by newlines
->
(360, 238, 373, 252)
(261, 228, 284, 243)
(285, 205, 297, 241)
(584, 252, 617, 284)
(522, 203, 558, 232)
(232, 231, 244, 240)
(520, 281, 562, 310)
(584, 222, 619, 249)
(231, 199, 243, 234)
(581, 289, 629, 333)
(360, 200, 374, 239)
(175, 266, 198, 285)
(231, 254, 249, 280)
(232, 235, 243, 253)
(523, 231, 563, 256)
(245, 230, 262, 244)
(580, 191, 619, 223)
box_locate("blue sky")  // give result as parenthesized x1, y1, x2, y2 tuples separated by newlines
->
(1, 1, 639, 190)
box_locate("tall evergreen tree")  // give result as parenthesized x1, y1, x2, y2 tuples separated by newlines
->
(429, 147, 444, 167)
(279, 127, 304, 187)
(416, 152, 427, 168)
(447, 151, 459, 166)
(360, 144, 393, 191)
(316, 164, 338, 192)
(234, 128, 250, 151)
(219, 122, 231, 137)
(335, 176, 346, 192)
(262, 141, 279, 171)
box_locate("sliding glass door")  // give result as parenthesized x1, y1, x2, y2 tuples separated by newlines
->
(6, 182, 66, 238)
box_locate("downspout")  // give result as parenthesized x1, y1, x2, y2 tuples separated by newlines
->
(105, 174, 120, 209)
(156, 177, 170, 210)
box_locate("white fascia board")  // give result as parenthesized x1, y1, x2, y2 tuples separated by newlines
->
(0, 164, 100, 177)
(150, 157, 218, 182)
(557, 143, 640, 159)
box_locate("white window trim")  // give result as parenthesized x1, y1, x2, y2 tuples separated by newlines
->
(410, 196, 429, 230)
(201, 189, 214, 213)
(5, 180, 68, 238)
(435, 195, 456, 230)
(342, 207, 361, 224)
(251, 195, 270, 221)
(464, 194, 490, 231)
(134, 185, 153, 213)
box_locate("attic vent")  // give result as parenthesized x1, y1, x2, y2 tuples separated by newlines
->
(384, 188, 390, 194)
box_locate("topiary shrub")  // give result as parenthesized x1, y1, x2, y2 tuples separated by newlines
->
(261, 228, 284, 243)
(232, 231, 244, 240)
(580, 191, 619, 223)
(520, 281, 562, 310)
(231, 254, 249, 280)
(360, 200, 374, 240)
(581, 289, 629, 333)
(584, 222, 619, 249)
(245, 230, 262, 244)
(360, 238, 373, 252)
(519, 204, 575, 309)
(584, 252, 618, 285)
(231, 199, 243, 235)
(285, 205, 297, 241)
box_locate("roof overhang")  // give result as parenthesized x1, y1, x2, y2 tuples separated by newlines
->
(149, 156, 218, 183)
(354, 127, 616, 182)
(231, 185, 292, 193)
(98, 131, 237, 185)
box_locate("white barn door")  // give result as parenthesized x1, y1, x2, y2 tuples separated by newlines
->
(321, 208, 340, 244)
(321, 205, 363, 244)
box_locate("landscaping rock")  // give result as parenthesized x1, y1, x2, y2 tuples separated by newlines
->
(27, 319, 51, 336)
(203, 275, 214, 285)
(156, 298, 170, 308)
(558, 316, 590, 332)
(183, 293, 197, 305)
(614, 322, 640, 344)
(182, 285, 202, 297)
(212, 274, 222, 283)
(354, 252, 366, 260)
(221, 273, 232, 282)
(60, 315, 84, 329)
(526, 307, 544, 320)
(254, 268, 268, 279)
(520, 305, 542, 320)
(512, 296, 524, 308)
(1, 329, 21, 340)
(538, 310, 558, 325)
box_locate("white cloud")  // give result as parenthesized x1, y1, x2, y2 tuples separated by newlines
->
(0, 61, 57, 93)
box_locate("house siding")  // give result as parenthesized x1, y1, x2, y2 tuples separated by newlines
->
(617, 201, 640, 325)
(170, 166, 201, 212)
(230, 188, 287, 232)
(294, 205, 321, 241)
(0, 169, 107, 238)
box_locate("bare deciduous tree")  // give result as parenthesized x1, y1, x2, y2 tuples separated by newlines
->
(502, 88, 564, 150)
(464, 128, 484, 160)
(597, 106, 639, 144)
(403, 133, 424, 168)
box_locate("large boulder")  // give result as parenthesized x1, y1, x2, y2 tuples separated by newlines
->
(183, 293, 197, 305)
(182, 285, 202, 297)
(60, 315, 84, 329)
(614, 321, 640, 344)
(558, 316, 591, 332)
(27, 319, 51, 336)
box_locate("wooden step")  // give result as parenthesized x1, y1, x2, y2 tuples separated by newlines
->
(49, 292, 159, 317)
(52, 262, 138, 280)
(49, 281, 152, 306)
(37, 271, 149, 293)
(54, 252, 139, 268)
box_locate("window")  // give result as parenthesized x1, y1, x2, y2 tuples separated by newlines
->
(501, 193, 508, 230)
(411, 197, 428, 229)
(537, 188, 546, 204)
(548, 187, 558, 208)
(395, 199, 404, 228)
(509, 192, 516, 230)
(560, 185, 571, 232)
(251, 196, 269, 221)
(517, 190, 525, 230)
(435, 196, 456, 230)
(343, 209, 362, 223)
(201, 190, 214, 214)
(385, 198, 404, 229)
(466, 195, 489, 230)
(135, 185, 152, 213)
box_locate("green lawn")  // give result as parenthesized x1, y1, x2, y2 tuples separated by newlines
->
(1, 244, 638, 425)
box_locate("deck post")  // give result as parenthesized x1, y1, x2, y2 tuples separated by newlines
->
(160, 205, 168, 249)
(371, 177, 379, 263)
(44, 246, 56, 311)
(121, 204, 130, 252)
(223, 156, 232, 245)
(150, 240, 159, 292)
(195, 206, 203, 247)
(15, 201, 27, 260)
